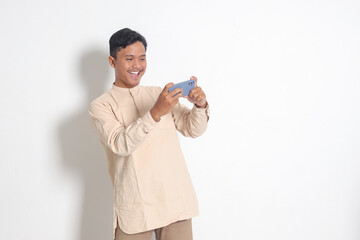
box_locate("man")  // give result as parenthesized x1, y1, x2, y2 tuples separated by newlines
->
(89, 28, 209, 240)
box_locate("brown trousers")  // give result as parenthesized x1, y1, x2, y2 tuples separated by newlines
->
(115, 219, 193, 240)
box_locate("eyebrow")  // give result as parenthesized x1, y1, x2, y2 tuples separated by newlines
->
(124, 54, 146, 57)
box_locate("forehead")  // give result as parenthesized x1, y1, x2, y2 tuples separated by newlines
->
(117, 41, 146, 57)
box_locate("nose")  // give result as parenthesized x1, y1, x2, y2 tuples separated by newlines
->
(132, 59, 141, 68)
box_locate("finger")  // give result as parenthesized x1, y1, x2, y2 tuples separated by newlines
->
(189, 86, 201, 93)
(164, 82, 175, 92)
(190, 76, 198, 87)
(170, 91, 183, 102)
(192, 90, 206, 102)
(195, 94, 205, 103)
(169, 88, 183, 97)
(173, 91, 183, 100)
(192, 92, 202, 101)
(189, 87, 201, 98)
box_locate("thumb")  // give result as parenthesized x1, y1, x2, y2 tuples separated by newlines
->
(163, 82, 174, 92)
(190, 76, 198, 87)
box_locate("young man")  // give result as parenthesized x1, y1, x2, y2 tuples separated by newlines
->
(89, 28, 209, 240)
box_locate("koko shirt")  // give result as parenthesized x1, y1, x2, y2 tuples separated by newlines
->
(89, 84, 209, 236)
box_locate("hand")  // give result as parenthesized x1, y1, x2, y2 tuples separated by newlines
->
(150, 83, 183, 121)
(185, 76, 207, 108)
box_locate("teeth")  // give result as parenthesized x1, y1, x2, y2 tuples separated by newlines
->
(130, 71, 139, 74)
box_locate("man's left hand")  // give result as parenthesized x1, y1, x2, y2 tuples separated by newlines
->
(185, 76, 207, 108)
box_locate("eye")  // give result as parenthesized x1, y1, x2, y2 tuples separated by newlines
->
(126, 58, 133, 61)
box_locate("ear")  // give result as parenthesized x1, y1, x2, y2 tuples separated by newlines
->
(108, 56, 115, 68)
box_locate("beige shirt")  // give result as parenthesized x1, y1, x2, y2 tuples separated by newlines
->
(89, 84, 209, 235)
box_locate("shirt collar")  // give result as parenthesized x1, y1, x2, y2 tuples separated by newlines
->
(111, 83, 140, 94)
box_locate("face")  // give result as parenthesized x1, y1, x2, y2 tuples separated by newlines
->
(109, 41, 147, 88)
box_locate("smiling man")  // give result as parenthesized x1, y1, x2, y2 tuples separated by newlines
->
(89, 28, 209, 240)
(109, 40, 146, 88)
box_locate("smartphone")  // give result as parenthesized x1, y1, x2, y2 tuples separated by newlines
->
(168, 79, 196, 97)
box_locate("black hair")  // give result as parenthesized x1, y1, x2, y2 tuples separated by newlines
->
(109, 28, 147, 58)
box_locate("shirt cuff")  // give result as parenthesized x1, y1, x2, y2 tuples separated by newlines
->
(141, 111, 158, 134)
(192, 103, 210, 121)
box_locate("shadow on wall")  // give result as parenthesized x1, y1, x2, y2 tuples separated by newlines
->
(59, 48, 113, 240)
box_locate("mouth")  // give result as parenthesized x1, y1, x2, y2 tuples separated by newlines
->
(128, 70, 143, 78)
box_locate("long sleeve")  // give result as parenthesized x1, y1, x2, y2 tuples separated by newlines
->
(89, 100, 158, 157)
(89, 85, 202, 235)
(171, 102, 210, 138)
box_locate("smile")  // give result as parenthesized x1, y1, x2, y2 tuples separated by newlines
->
(128, 70, 142, 77)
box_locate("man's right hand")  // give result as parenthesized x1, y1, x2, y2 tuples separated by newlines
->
(150, 83, 183, 122)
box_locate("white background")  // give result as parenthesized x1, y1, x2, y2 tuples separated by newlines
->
(1, 0, 360, 239)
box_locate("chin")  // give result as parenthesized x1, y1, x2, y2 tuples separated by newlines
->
(129, 79, 141, 87)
